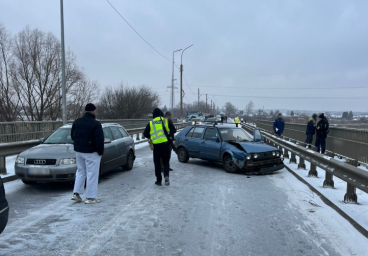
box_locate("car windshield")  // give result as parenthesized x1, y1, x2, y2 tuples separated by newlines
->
(43, 128, 73, 144)
(220, 128, 252, 142)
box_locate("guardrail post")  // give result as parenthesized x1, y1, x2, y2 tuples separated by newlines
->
(308, 147, 318, 177)
(136, 133, 140, 141)
(344, 160, 358, 203)
(289, 140, 297, 164)
(0, 156, 6, 175)
(297, 156, 306, 170)
(323, 152, 335, 188)
(142, 133, 145, 139)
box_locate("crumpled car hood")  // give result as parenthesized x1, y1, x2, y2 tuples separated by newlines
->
(227, 141, 277, 153)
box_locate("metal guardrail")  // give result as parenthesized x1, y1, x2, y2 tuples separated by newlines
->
(254, 120, 368, 163)
(242, 123, 368, 203)
(0, 122, 189, 175)
(0, 119, 151, 144)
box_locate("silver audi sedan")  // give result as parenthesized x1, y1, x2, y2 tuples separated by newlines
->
(15, 123, 135, 184)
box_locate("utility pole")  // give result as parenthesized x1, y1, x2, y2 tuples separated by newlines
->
(170, 49, 182, 118)
(211, 100, 212, 115)
(60, 0, 67, 125)
(206, 94, 208, 115)
(180, 44, 193, 120)
(198, 88, 200, 105)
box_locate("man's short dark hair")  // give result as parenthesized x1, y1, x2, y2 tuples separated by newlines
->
(165, 112, 172, 117)
(278, 113, 282, 116)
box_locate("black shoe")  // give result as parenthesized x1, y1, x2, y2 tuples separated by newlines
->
(155, 181, 162, 186)
(169, 168, 173, 171)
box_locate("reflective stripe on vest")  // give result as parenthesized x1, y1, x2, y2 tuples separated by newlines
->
(165, 119, 170, 133)
(149, 117, 168, 144)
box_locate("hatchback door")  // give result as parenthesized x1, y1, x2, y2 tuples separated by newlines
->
(101, 127, 118, 172)
(200, 128, 221, 160)
(185, 127, 205, 158)
(0, 177, 9, 234)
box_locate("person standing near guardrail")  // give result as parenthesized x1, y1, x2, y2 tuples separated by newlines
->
(143, 108, 171, 186)
(273, 113, 285, 137)
(315, 113, 329, 154)
(235, 116, 240, 127)
(305, 113, 317, 148)
(71, 103, 104, 204)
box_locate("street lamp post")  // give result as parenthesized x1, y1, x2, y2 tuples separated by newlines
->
(171, 49, 182, 118)
(60, 0, 67, 125)
(180, 44, 193, 121)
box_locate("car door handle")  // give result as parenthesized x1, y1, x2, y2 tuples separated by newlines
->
(201, 141, 205, 144)
(184, 139, 188, 141)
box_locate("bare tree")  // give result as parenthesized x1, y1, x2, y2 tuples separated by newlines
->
(10, 27, 84, 121)
(0, 24, 19, 121)
(99, 84, 160, 119)
(224, 102, 238, 116)
(245, 100, 254, 116)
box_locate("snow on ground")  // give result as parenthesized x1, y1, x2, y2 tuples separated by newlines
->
(283, 155, 368, 232)
(0, 155, 17, 178)
(268, 170, 368, 256)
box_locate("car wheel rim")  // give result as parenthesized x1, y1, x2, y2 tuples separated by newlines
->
(226, 159, 235, 171)
(179, 150, 185, 160)
(128, 155, 134, 168)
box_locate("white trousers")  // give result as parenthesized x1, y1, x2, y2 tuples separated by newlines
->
(73, 152, 101, 199)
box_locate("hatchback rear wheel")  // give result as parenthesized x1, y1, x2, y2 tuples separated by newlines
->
(223, 155, 239, 173)
(177, 147, 189, 163)
(22, 180, 37, 185)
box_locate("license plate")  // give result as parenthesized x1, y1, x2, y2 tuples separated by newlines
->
(27, 168, 50, 175)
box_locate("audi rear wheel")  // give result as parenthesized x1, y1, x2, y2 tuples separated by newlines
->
(178, 147, 189, 163)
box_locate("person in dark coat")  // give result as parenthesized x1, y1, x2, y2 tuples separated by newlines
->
(162, 111, 177, 171)
(305, 113, 317, 148)
(273, 113, 285, 137)
(71, 103, 104, 204)
(315, 113, 329, 154)
(143, 108, 171, 186)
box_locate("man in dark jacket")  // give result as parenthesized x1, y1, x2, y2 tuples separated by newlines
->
(305, 113, 317, 148)
(315, 113, 329, 154)
(273, 113, 285, 137)
(143, 108, 171, 186)
(163, 112, 177, 171)
(71, 103, 104, 204)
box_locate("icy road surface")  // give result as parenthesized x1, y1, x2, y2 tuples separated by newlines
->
(1, 145, 367, 256)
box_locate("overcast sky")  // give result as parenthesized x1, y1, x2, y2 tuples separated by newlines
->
(1, 0, 367, 112)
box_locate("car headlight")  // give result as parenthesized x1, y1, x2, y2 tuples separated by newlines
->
(272, 151, 276, 156)
(192, 121, 195, 125)
(276, 152, 280, 157)
(253, 154, 258, 159)
(60, 158, 76, 165)
(246, 155, 251, 160)
(16, 156, 25, 164)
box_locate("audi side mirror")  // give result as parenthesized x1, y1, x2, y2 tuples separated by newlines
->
(211, 137, 219, 142)
(104, 138, 112, 144)
(39, 138, 45, 143)
(253, 129, 263, 142)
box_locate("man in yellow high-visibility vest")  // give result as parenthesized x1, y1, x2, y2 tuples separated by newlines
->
(143, 108, 171, 186)
(235, 116, 240, 127)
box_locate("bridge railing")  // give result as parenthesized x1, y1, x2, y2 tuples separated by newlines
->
(242, 123, 368, 204)
(0, 119, 151, 144)
(0, 122, 189, 175)
(254, 120, 368, 163)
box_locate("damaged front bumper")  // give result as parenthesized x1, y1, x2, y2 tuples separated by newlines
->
(234, 157, 284, 174)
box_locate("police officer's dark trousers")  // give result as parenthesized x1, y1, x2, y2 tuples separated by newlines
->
(153, 142, 170, 182)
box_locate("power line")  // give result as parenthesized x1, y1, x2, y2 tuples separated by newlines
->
(106, 0, 171, 62)
(202, 94, 367, 100)
(185, 85, 368, 90)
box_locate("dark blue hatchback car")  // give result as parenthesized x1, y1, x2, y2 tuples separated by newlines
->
(175, 124, 284, 174)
